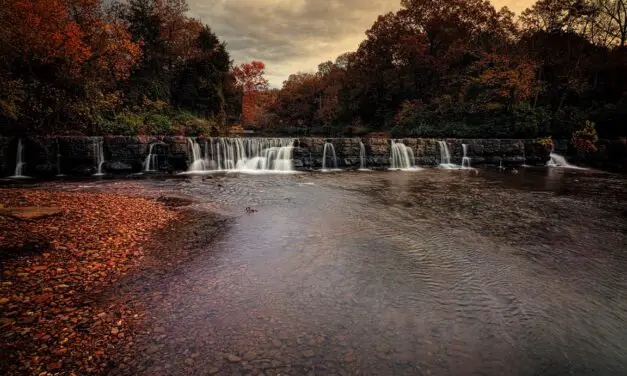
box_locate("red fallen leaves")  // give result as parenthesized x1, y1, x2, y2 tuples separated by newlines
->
(0, 189, 176, 375)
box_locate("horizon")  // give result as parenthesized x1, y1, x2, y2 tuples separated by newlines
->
(188, 0, 535, 88)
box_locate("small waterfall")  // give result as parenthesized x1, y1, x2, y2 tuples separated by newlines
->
(187, 138, 206, 172)
(437, 140, 455, 168)
(93, 137, 105, 176)
(359, 141, 367, 170)
(461, 144, 471, 169)
(322, 141, 338, 171)
(144, 143, 159, 172)
(547, 153, 584, 169)
(55, 138, 64, 177)
(182, 138, 296, 173)
(10, 138, 28, 178)
(522, 148, 529, 168)
(270, 145, 294, 172)
(204, 141, 210, 169)
(390, 140, 416, 170)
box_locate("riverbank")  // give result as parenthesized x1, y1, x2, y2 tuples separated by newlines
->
(0, 189, 181, 375)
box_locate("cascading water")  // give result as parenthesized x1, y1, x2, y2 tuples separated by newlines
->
(437, 140, 455, 168)
(358, 141, 369, 170)
(389, 140, 417, 170)
(187, 138, 206, 172)
(55, 138, 64, 177)
(183, 138, 296, 174)
(461, 144, 471, 169)
(547, 153, 584, 169)
(93, 137, 105, 176)
(10, 138, 28, 178)
(144, 143, 159, 172)
(522, 148, 529, 168)
(322, 142, 338, 171)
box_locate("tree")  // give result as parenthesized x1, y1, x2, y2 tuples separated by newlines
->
(593, 0, 627, 47)
(232, 61, 269, 93)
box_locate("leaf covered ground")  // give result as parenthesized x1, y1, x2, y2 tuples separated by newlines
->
(0, 189, 176, 375)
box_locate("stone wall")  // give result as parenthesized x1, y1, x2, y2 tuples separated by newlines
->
(5, 135, 625, 177)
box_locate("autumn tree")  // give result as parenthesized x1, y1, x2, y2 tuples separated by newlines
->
(0, 0, 140, 134)
(232, 61, 269, 126)
(232, 61, 270, 93)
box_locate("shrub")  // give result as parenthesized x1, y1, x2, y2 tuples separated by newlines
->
(144, 113, 173, 135)
(538, 136, 553, 149)
(572, 120, 598, 153)
(97, 111, 143, 135)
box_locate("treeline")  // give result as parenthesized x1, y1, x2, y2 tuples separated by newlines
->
(259, 0, 627, 139)
(0, 0, 242, 136)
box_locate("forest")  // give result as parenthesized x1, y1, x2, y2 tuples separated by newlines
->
(1, 0, 627, 139)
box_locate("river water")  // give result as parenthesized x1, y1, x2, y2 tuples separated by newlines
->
(74, 168, 627, 375)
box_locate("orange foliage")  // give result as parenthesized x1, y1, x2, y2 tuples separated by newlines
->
(6, 0, 140, 81)
(9, 0, 92, 72)
(89, 20, 142, 81)
(470, 52, 538, 104)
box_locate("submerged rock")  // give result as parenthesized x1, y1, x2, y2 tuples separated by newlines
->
(0, 207, 62, 221)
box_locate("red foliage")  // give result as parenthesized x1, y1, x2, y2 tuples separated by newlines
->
(232, 60, 269, 93)
(9, 0, 92, 72)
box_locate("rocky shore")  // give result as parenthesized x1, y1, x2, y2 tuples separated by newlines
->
(0, 189, 183, 375)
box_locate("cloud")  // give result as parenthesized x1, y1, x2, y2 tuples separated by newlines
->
(187, 0, 534, 87)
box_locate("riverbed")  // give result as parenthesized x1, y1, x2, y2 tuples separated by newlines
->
(7, 167, 627, 375)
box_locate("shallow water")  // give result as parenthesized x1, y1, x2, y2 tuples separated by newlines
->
(65, 168, 627, 375)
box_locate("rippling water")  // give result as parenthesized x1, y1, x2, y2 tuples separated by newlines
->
(84, 168, 627, 375)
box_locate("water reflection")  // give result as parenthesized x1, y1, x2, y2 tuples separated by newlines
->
(85, 169, 627, 376)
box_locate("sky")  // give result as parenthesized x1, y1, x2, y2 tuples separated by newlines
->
(187, 0, 535, 88)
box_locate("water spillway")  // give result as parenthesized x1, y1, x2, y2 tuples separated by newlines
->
(437, 140, 456, 169)
(359, 141, 367, 170)
(547, 153, 585, 169)
(93, 137, 106, 176)
(185, 137, 295, 173)
(2, 136, 576, 177)
(461, 144, 471, 169)
(10, 138, 28, 178)
(144, 143, 159, 172)
(322, 141, 339, 171)
(389, 140, 418, 170)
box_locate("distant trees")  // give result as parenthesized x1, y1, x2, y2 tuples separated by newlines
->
(2, 0, 626, 139)
(261, 0, 627, 139)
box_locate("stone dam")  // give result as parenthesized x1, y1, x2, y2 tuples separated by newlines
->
(0, 136, 625, 177)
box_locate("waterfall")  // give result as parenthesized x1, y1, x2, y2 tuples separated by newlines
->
(182, 138, 296, 173)
(55, 138, 64, 177)
(461, 144, 471, 169)
(389, 140, 417, 170)
(187, 138, 206, 172)
(10, 138, 28, 178)
(322, 141, 338, 171)
(144, 143, 159, 172)
(547, 153, 585, 169)
(358, 141, 368, 170)
(93, 137, 105, 176)
(437, 140, 455, 168)
(522, 148, 529, 168)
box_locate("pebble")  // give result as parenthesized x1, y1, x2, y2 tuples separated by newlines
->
(227, 354, 242, 362)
